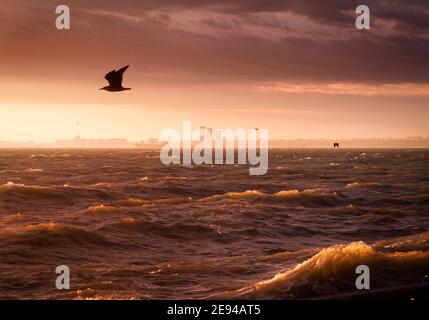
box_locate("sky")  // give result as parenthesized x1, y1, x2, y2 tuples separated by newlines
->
(0, 0, 428, 142)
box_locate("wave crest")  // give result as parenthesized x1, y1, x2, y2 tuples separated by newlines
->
(201, 189, 339, 206)
(0, 182, 65, 199)
(86, 205, 118, 214)
(346, 182, 381, 189)
(229, 236, 429, 299)
(8, 223, 109, 246)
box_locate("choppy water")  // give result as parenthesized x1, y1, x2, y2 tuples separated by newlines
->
(0, 149, 428, 299)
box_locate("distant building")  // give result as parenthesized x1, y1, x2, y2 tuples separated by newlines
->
(135, 138, 162, 148)
(54, 136, 134, 148)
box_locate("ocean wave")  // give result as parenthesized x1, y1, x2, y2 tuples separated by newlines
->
(275, 189, 338, 200)
(5, 223, 109, 246)
(0, 182, 80, 203)
(397, 194, 429, 205)
(0, 181, 114, 201)
(227, 235, 429, 299)
(30, 153, 69, 159)
(200, 189, 339, 206)
(0, 168, 44, 174)
(343, 204, 361, 211)
(114, 198, 148, 207)
(273, 167, 298, 174)
(4, 213, 25, 223)
(29, 154, 47, 159)
(0, 182, 62, 198)
(114, 197, 192, 207)
(90, 182, 113, 189)
(73, 288, 138, 300)
(371, 194, 429, 206)
(345, 182, 381, 189)
(107, 218, 229, 240)
(23, 168, 44, 173)
(86, 205, 119, 214)
(224, 190, 267, 198)
(374, 231, 429, 252)
(158, 175, 189, 181)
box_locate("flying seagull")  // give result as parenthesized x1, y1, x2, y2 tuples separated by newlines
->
(100, 65, 131, 92)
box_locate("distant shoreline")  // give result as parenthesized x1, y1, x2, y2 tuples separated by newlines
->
(2, 137, 428, 149)
(1, 146, 429, 150)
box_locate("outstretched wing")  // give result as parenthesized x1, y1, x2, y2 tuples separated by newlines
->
(104, 66, 129, 87)
(104, 70, 119, 86)
(117, 65, 129, 75)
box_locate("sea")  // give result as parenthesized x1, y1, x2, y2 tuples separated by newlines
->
(0, 149, 428, 299)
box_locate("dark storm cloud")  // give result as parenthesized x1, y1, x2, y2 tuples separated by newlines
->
(1, 0, 428, 85)
(70, 0, 429, 29)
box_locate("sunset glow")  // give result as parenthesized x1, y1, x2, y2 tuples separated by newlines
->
(0, 0, 428, 142)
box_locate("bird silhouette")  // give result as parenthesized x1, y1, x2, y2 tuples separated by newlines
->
(100, 65, 131, 92)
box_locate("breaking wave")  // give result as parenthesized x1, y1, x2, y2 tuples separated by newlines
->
(346, 182, 381, 189)
(200, 189, 339, 206)
(23, 168, 44, 173)
(114, 197, 192, 207)
(0, 182, 65, 199)
(86, 205, 119, 214)
(0, 182, 114, 201)
(227, 232, 429, 299)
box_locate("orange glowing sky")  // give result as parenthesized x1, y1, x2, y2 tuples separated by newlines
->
(0, 0, 428, 142)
